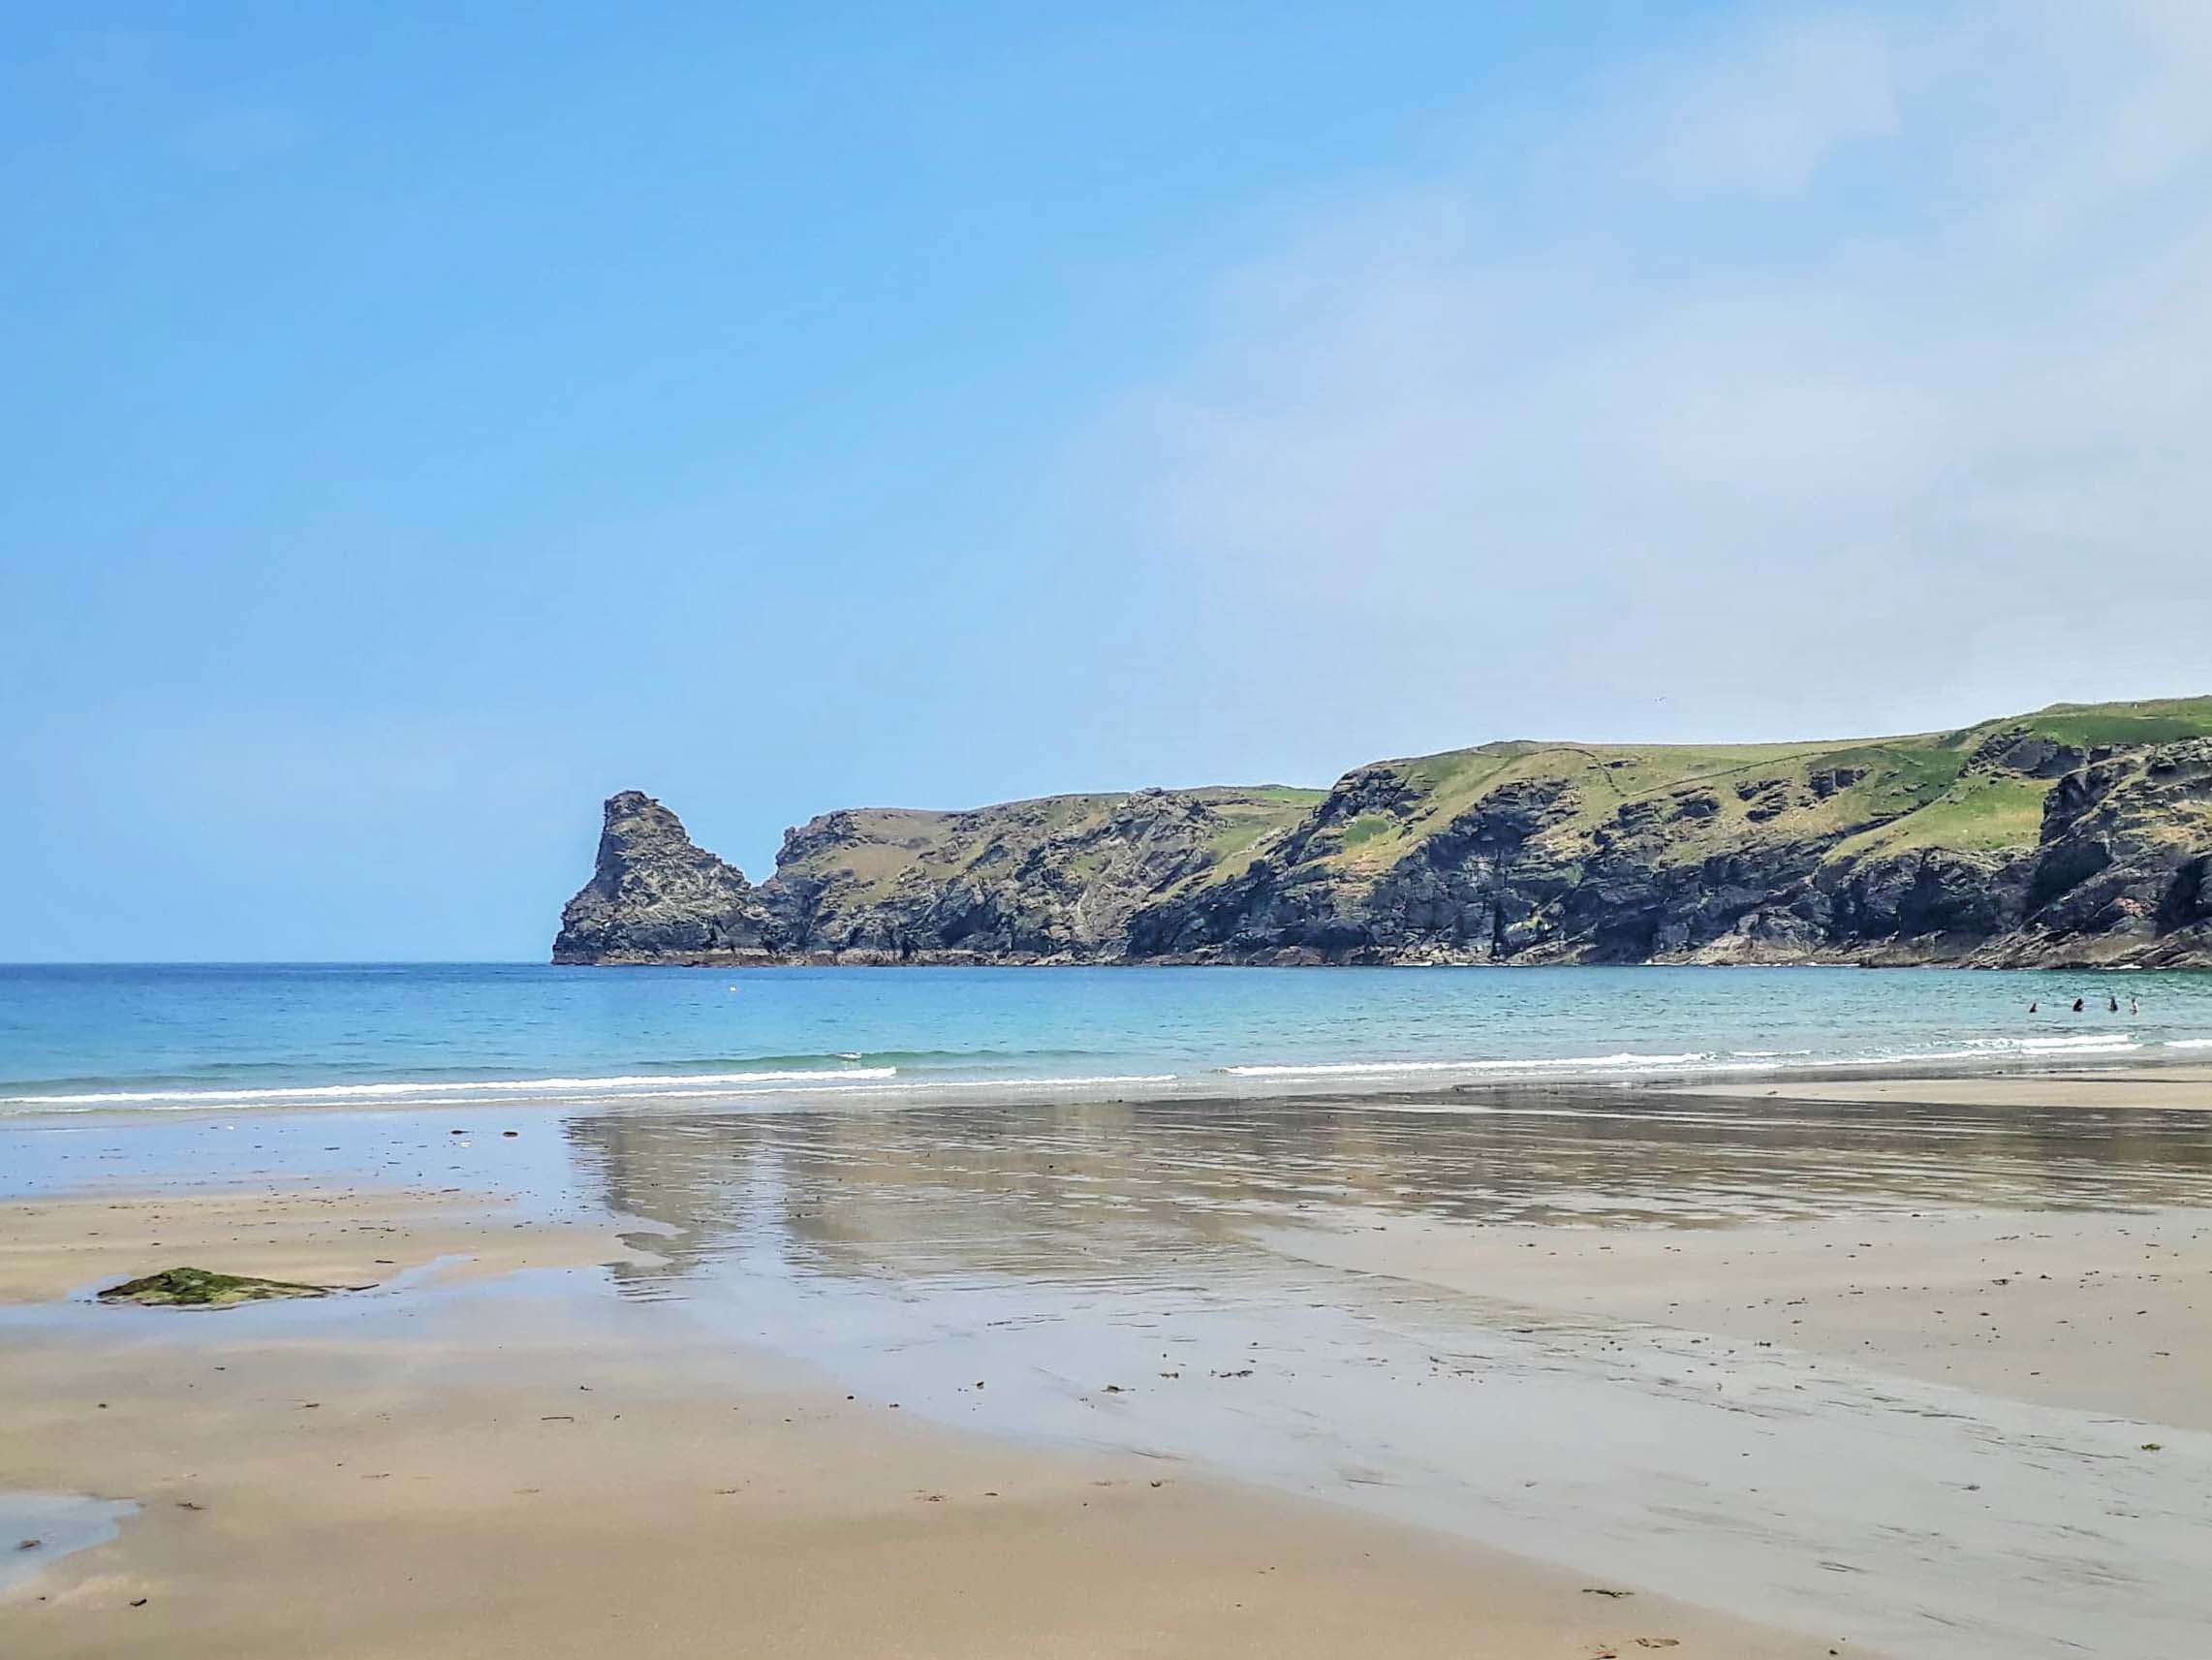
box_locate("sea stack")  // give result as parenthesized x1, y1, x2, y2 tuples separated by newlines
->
(552, 792, 779, 964)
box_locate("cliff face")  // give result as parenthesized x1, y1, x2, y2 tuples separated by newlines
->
(552, 792, 779, 963)
(763, 788, 1321, 959)
(554, 699, 2212, 968)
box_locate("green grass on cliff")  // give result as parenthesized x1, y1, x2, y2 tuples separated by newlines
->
(1308, 736, 1949, 876)
(764, 698, 2212, 904)
(1997, 697, 2212, 750)
(777, 787, 1324, 900)
(1285, 697, 2212, 884)
(1199, 788, 1326, 879)
(1833, 772, 2055, 859)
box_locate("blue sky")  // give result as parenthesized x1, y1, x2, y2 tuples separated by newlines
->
(6, 2, 2211, 959)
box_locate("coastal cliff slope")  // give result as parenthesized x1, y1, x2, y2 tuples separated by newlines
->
(552, 698, 2212, 967)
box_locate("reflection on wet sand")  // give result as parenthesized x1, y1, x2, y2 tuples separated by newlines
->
(572, 1083, 2212, 1284)
(566, 1083, 2212, 1660)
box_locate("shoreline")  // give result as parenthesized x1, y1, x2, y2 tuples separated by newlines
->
(6, 1047, 2212, 1130)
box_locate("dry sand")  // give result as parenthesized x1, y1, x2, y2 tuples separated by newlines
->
(0, 1187, 1850, 1660)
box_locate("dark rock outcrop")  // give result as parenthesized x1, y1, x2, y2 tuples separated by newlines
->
(554, 700, 2212, 968)
(1982, 737, 2212, 964)
(552, 792, 779, 963)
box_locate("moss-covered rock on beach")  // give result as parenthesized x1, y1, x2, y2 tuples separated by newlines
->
(97, 1267, 334, 1308)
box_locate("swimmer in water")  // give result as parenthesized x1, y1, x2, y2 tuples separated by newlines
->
(2028, 1000, 2039, 1014)
(2109, 993, 2120, 1013)
(2131, 994, 2141, 1016)
(2072, 997, 2086, 1013)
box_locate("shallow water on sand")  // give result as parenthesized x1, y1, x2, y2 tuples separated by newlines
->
(0, 1493, 136, 1594)
(11, 1084, 2212, 1659)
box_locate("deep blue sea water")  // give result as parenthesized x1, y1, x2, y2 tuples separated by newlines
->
(4, 963, 2211, 1116)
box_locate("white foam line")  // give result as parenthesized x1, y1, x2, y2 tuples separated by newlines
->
(0, 1067, 899, 1108)
(1224, 1051, 1713, 1079)
(1226, 1034, 2151, 1085)
(0, 1069, 1188, 1115)
(1973, 1034, 2141, 1053)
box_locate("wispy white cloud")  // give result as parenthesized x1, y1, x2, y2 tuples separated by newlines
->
(1625, 10, 1906, 197)
(1093, 1, 2212, 740)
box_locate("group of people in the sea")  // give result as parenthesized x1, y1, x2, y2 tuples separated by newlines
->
(2028, 992, 2139, 1015)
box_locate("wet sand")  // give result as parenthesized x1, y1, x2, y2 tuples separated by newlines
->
(1259, 1203, 2212, 1427)
(0, 1185, 644, 1305)
(1681, 1062, 2212, 1111)
(7, 1070, 2212, 1657)
(0, 1192, 1838, 1660)
(1257, 1063, 2212, 1428)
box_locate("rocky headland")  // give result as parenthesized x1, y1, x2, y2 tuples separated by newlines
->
(553, 698, 2212, 968)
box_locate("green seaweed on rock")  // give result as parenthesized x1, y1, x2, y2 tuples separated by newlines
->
(97, 1267, 335, 1308)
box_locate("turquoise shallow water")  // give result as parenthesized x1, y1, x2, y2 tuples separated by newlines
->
(5, 962, 2212, 1115)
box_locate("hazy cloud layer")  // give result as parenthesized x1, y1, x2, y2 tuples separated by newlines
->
(1104, 1, 2212, 745)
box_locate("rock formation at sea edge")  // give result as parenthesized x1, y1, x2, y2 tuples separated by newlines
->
(553, 698, 2212, 968)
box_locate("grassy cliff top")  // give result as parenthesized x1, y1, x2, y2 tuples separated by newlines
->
(772, 785, 1326, 902)
(767, 698, 2212, 900)
(1308, 697, 2212, 878)
(1986, 696, 2212, 749)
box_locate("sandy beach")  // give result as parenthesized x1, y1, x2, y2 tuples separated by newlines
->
(6, 1065, 2212, 1658)
(1, 1186, 1840, 1660)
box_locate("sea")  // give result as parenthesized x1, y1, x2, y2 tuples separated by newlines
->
(4, 961, 2211, 1117)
